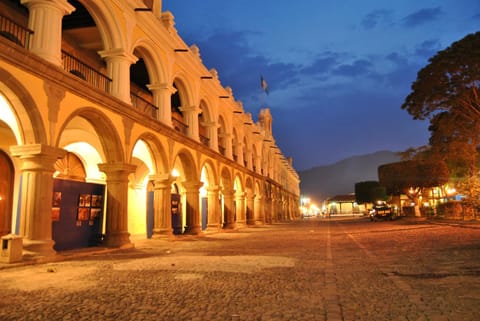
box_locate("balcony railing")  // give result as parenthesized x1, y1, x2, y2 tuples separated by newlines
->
(200, 134, 210, 146)
(130, 92, 158, 119)
(172, 117, 188, 135)
(61, 50, 111, 92)
(0, 14, 32, 49)
(218, 146, 226, 156)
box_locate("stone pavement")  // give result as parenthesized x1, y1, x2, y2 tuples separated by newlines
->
(0, 217, 479, 321)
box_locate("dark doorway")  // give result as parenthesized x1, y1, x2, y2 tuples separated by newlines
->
(52, 179, 105, 251)
(0, 150, 14, 236)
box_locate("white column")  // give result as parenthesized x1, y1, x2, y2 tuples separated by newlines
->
(22, 0, 75, 66)
(147, 83, 174, 126)
(223, 188, 235, 229)
(204, 121, 218, 151)
(235, 192, 246, 226)
(181, 180, 203, 235)
(206, 185, 221, 231)
(10, 144, 66, 255)
(246, 192, 255, 225)
(179, 105, 200, 141)
(236, 141, 244, 165)
(98, 162, 136, 247)
(99, 49, 138, 103)
(244, 148, 252, 169)
(149, 174, 174, 238)
(224, 133, 233, 159)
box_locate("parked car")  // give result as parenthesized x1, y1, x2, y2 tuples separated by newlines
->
(369, 203, 395, 221)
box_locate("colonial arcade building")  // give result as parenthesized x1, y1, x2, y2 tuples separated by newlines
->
(0, 0, 300, 257)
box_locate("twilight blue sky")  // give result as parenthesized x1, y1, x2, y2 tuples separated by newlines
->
(163, 1, 480, 171)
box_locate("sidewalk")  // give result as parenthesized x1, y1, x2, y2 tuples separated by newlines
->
(0, 227, 264, 270)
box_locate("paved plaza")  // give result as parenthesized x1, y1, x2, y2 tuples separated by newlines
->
(1, 217, 480, 321)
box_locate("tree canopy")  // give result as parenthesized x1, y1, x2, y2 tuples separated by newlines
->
(401, 31, 480, 187)
(355, 181, 387, 204)
(378, 160, 449, 196)
(428, 111, 480, 177)
(401, 31, 480, 122)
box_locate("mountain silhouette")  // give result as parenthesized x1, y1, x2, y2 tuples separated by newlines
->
(298, 150, 401, 203)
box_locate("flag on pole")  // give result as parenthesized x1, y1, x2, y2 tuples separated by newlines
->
(260, 75, 269, 95)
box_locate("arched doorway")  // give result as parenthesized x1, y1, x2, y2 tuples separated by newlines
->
(56, 109, 123, 250)
(0, 150, 14, 236)
(171, 150, 201, 235)
(52, 151, 105, 251)
(129, 140, 155, 239)
(170, 182, 182, 235)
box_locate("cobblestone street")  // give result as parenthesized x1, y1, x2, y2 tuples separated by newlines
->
(1, 217, 479, 321)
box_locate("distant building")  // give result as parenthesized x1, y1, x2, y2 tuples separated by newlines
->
(0, 0, 300, 256)
(325, 194, 363, 215)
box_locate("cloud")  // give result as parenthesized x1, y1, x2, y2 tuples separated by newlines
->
(414, 39, 442, 59)
(361, 9, 393, 29)
(301, 52, 340, 76)
(402, 7, 443, 28)
(333, 59, 374, 77)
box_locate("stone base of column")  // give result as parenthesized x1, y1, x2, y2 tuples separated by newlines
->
(235, 221, 246, 229)
(151, 228, 173, 239)
(184, 225, 202, 235)
(246, 219, 256, 226)
(204, 224, 221, 233)
(23, 239, 56, 257)
(223, 222, 236, 229)
(104, 231, 132, 248)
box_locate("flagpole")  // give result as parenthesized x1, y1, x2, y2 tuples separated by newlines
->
(260, 75, 268, 109)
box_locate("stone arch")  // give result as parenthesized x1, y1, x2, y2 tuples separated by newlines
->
(131, 39, 167, 86)
(172, 75, 194, 108)
(74, 0, 125, 50)
(127, 135, 167, 239)
(199, 158, 218, 230)
(219, 166, 235, 228)
(172, 148, 201, 234)
(243, 135, 249, 168)
(56, 107, 124, 163)
(199, 98, 214, 123)
(232, 127, 239, 163)
(198, 99, 213, 146)
(200, 158, 218, 187)
(173, 148, 198, 182)
(245, 176, 255, 224)
(234, 173, 244, 193)
(233, 172, 246, 225)
(220, 166, 233, 190)
(171, 76, 194, 133)
(128, 132, 169, 175)
(252, 142, 260, 173)
(254, 179, 264, 224)
(217, 115, 227, 156)
(0, 68, 47, 145)
(262, 144, 270, 176)
(245, 177, 254, 193)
